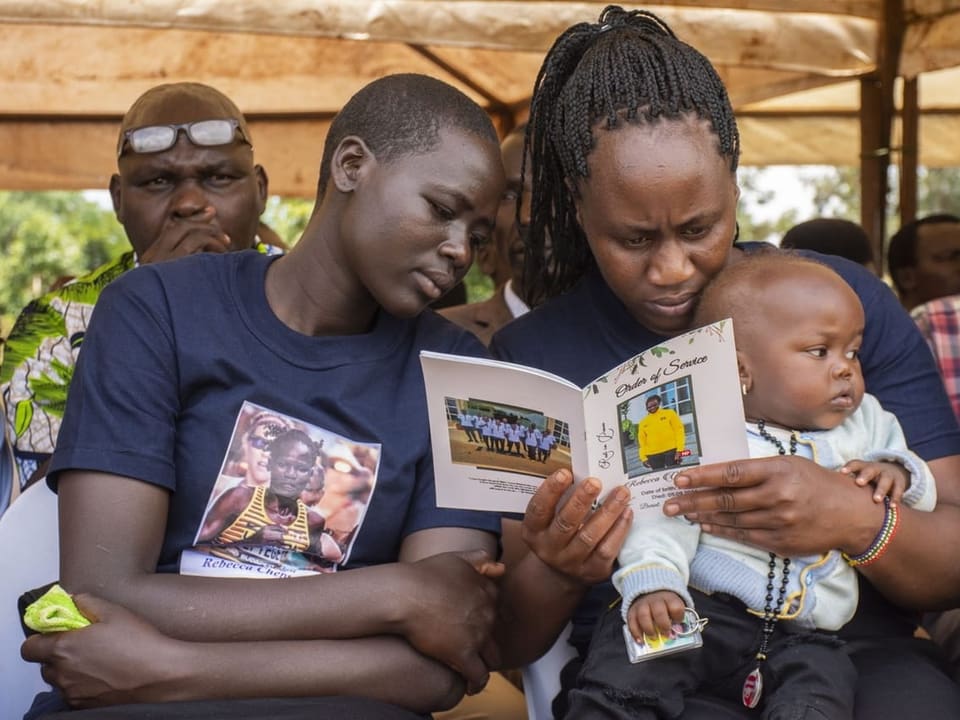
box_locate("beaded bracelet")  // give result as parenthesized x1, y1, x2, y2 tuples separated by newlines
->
(842, 496, 900, 567)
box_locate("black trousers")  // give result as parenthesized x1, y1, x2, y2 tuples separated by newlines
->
(561, 588, 960, 720)
(644, 450, 679, 470)
(565, 589, 858, 719)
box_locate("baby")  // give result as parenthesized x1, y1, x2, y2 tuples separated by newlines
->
(572, 252, 937, 718)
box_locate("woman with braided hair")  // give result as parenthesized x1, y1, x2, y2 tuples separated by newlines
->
(492, 6, 960, 718)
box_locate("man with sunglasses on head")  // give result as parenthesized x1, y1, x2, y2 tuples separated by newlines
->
(1, 82, 280, 491)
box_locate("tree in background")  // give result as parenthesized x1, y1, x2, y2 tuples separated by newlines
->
(0, 192, 127, 334)
(736, 167, 803, 244)
(780, 165, 960, 233)
(261, 195, 313, 246)
(916, 168, 960, 217)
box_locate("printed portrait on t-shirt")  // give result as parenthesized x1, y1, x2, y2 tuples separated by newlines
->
(180, 401, 380, 579)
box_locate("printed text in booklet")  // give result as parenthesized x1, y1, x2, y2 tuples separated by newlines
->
(420, 320, 748, 518)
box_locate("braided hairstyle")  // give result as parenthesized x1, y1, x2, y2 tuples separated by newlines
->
(523, 5, 740, 306)
(268, 428, 323, 467)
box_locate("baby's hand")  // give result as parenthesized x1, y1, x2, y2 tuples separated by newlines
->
(627, 590, 687, 642)
(841, 459, 909, 504)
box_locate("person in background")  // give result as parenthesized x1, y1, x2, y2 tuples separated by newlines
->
(914, 295, 960, 421)
(780, 217, 876, 274)
(441, 125, 533, 345)
(0, 82, 279, 489)
(912, 291, 960, 686)
(888, 213, 960, 311)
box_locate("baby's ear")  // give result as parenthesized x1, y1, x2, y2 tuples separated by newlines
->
(331, 136, 372, 193)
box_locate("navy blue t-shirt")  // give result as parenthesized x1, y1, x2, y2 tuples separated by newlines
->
(50, 251, 500, 576)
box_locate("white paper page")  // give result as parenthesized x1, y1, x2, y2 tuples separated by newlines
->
(582, 320, 749, 521)
(421, 351, 588, 513)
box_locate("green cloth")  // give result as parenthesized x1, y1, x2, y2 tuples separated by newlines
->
(23, 583, 91, 633)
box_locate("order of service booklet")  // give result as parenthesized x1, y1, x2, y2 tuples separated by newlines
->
(420, 319, 749, 519)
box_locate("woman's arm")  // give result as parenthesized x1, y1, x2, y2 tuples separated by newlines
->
(494, 469, 632, 668)
(662, 453, 960, 609)
(21, 594, 466, 713)
(858, 454, 960, 608)
(58, 469, 502, 695)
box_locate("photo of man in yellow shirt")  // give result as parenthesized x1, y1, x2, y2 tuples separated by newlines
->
(637, 394, 686, 470)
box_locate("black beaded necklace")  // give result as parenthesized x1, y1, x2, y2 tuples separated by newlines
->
(743, 419, 794, 709)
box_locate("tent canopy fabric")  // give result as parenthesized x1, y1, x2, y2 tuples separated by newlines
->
(1, 0, 959, 196)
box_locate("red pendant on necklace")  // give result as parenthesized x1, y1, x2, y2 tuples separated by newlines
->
(742, 667, 763, 708)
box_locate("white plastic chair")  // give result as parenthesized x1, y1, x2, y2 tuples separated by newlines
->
(0, 412, 17, 516)
(0, 481, 59, 717)
(521, 622, 577, 720)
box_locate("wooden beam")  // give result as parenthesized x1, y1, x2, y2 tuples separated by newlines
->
(860, 76, 886, 275)
(860, 0, 904, 278)
(900, 76, 919, 224)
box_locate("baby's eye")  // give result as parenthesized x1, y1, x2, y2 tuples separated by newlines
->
(845, 348, 860, 360)
(806, 347, 828, 358)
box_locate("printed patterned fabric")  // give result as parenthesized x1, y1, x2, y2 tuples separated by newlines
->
(1, 251, 137, 483)
(912, 294, 960, 422)
(1, 242, 282, 486)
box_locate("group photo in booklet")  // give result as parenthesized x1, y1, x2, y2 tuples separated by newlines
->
(445, 397, 572, 478)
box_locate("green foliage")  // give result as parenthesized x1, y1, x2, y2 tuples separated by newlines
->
(260, 196, 314, 247)
(736, 167, 803, 243)
(805, 166, 862, 220)
(915, 168, 960, 217)
(0, 192, 127, 334)
(789, 165, 960, 235)
(463, 263, 494, 303)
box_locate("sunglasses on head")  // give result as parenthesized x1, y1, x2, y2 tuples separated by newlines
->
(117, 118, 250, 157)
(247, 436, 271, 450)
